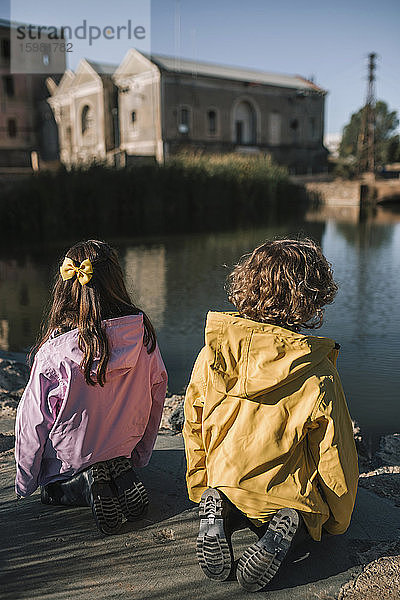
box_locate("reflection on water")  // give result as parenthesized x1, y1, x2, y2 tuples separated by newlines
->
(0, 205, 399, 444)
(124, 246, 166, 330)
(0, 319, 9, 350)
(0, 258, 50, 352)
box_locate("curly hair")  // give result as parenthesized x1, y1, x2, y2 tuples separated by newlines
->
(227, 238, 338, 331)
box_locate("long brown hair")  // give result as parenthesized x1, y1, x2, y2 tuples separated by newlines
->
(34, 240, 156, 386)
(227, 238, 338, 331)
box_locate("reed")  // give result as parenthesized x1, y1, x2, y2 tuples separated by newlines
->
(0, 152, 309, 242)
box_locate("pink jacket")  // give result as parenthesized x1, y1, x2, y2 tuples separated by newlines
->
(15, 314, 167, 497)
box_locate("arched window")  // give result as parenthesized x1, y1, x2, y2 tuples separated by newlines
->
(178, 107, 190, 134)
(81, 105, 92, 135)
(233, 101, 256, 144)
(207, 110, 217, 135)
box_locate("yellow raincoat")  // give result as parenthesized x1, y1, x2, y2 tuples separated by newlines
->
(183, 311, 358, 541)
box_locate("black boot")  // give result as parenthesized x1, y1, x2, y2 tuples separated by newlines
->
(236, 508, 300, 592)
(196, 488, 235, 581)
(41, 473, 90, 507)
(83, 462, 123, 535)
(107, 456, 149, 521)
(41, 462, 123, 535)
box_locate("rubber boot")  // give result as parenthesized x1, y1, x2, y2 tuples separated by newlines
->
(107, 456, 149, 521)
(236, 507, 300, 592)
(41, 462, 122, 535)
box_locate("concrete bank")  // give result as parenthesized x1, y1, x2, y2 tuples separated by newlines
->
(1, 356, 400, 599)
(0, 434, 400, 600)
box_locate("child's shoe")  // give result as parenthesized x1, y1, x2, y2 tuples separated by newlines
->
(40, 477, 88, 507)
(84, 461, 123, 535)
(196, 488, 233, 581)
(236, 507, 299, 592)
(107, 456, 149, 521)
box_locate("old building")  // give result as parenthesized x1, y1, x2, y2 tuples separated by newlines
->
(47, 48, 328, 173)
(0, 19, 64, 170)
(47, 59, 119, 169)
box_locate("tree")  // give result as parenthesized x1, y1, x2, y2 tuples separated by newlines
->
(339, 101, 400, 167)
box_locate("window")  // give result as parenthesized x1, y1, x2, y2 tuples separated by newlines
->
(131, 111, 136, 124)
(269, 112, 281, 145)
(81, 105, 91, 135)
(180, 108, 189, 126)
(178, 107, 190, 133)
(1, 39, 10, 59)
(290, 118, 299, 131)
(207, 110, 217, 135)
(7, 119, 17, 138)
(3, 76, 14, 97)
(309, 117, 317, 139)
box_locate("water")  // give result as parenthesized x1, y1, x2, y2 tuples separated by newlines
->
(1, 205, 399, 446)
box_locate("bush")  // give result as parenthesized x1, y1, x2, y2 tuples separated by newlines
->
(0, 153, 310, 242)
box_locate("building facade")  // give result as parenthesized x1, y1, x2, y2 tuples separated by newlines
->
(0, 19, 63, 169)
(47, 60, 118, 168)
(47, 49, 328, 174)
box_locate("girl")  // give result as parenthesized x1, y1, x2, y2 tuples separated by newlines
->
(15, 240, 167, 535)
(183, 238, 358, 592)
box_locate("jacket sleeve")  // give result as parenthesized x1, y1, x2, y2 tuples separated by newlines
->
(182, 347, 209, 503)
(308, 372, 359, 535)
(15, 354, 60, 497)
(131, 368, 167, 468)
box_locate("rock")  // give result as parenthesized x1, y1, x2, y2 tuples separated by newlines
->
(358, 433, 400, 505)
(159, 395, 184, 430)
(359, 466, 400, 506)
(0, 358, 29, 393)
(0, 433, 15, 453)
(377, 433, 400, 466)
(352, 420, 372, 471)
(339, 551, 400, 599)
(152, 528, 175, 543)
(0, 390, 24, 415)
(169, 401, 184, 433)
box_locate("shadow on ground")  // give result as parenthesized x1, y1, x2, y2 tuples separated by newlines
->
(1, 435, 399, 600)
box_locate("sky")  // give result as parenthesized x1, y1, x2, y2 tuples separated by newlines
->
(1, 0, 399, 136)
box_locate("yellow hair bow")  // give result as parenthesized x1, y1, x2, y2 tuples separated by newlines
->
(60, 257, 93, 285)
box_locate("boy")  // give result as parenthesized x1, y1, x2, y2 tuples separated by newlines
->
(183, 238, 358, 592)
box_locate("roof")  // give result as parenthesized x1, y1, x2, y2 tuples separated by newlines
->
(149, 53, 325, 93)
(0, 18, 23, 30)
(86, 59, 117, 75)
(0, 18, 64, 35)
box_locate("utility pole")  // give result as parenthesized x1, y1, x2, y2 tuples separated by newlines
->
(357, 52, 377, 174)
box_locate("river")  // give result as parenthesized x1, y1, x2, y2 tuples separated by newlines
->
(1, 204, 399, 448)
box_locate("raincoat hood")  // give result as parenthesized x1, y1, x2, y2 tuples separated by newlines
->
(50, 314, 145, 376)
(205, 311, 338, 399)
